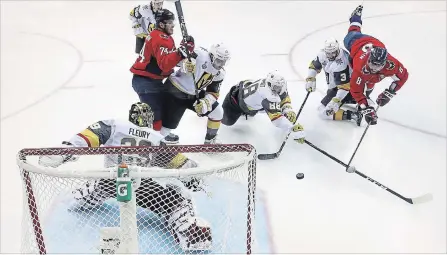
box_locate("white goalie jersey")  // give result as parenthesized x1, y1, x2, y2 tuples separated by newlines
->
(129, 4, 157, 36)
(169, 47, 225, 97)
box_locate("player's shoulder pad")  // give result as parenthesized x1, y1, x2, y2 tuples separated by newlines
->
(139, 4, 152, 15)
(316, 50, 328, 65)
(215, 68, 226, 81)
(259, 85, 281, 102)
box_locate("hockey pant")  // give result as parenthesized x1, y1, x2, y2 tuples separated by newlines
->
(132, 74, 165, 130)
(135, 37, 145, 54)
(161, 79, 222, 130)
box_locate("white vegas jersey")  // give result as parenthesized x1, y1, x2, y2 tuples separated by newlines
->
(69, 119, 164, 167)
(129, 4, 157, 35)
(169, 47, 225, 96)
(237, 79, 294, 132)
(310, 49, 351, 89)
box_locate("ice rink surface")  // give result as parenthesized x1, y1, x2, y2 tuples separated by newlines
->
(1, 0, 446, 253)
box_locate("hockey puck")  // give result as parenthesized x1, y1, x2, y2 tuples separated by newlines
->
(296, 173, 304, 179)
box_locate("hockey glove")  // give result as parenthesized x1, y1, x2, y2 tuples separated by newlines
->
(376, 88, 396, 107)
(291, 123, 306, 144)
(359, 105, 378, 125)
(284, 111, 297, 123)
(305, 77, 316, 92)
(193, 98, 212, 116)
(178, 36, 195, 59)
(325, 97, 342, 116)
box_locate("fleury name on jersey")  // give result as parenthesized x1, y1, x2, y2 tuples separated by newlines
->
(305, 37, 362, 126)
(38, 102, 213, 251)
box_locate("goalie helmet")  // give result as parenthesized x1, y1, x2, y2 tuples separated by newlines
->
(324, 37, 340, 61)
(209, 43, 231, 70)
(265, 70, 287, 95)
(151, 0, 164, 12)
(129, 102, 154, 128)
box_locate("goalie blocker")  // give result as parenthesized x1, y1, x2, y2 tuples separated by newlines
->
(38, 102, 212, 251)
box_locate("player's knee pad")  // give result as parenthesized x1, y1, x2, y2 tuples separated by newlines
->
(208, 103, 223, 120)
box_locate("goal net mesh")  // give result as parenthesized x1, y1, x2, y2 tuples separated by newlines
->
(17, 144, 257, 254)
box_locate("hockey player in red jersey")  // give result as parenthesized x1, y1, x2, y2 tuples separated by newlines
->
(343, 5, 409, 125)
(130, 9, 195, 135)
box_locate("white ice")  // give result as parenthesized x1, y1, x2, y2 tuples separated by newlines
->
(1, 0, 446, 253)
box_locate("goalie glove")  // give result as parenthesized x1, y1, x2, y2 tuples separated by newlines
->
(38, 142, 79, 168)
(291, 123, 306, 144)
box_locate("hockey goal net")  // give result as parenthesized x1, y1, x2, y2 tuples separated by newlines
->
(17, 144, 257, 254)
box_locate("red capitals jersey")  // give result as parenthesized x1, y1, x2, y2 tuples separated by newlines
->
(349, 39, 409, 106)
(130, 29, 183, 80)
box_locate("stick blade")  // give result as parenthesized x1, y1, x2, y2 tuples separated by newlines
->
(411, 193, 433, 204)
(258, 153, 278, 160)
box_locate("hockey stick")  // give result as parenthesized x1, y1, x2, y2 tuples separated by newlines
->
(173, 0, 199, 101)
(345, 105, 380, 171)
(258, 91, 310, 160)
(304, 139, 433, 204)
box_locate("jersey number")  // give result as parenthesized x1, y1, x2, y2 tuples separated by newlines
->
(242, 79, 263, 99)
(138, 36, 152, 63)
(120, 137, 153, 146)
(196, 72, 214, 90)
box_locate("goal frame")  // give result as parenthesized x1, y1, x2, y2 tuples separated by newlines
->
(17, 144, 257, 254)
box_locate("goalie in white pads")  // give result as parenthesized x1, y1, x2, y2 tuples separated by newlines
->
(160, 43, 230, 144)
(129, 0, 164, 53)
(305, 37, 362, 126)
(221, 71, 306, 144)
(38, 102, 212, 251)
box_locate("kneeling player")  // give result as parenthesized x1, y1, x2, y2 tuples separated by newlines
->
(305, 37, 362, 126)
(221, 71, 306, 143)
(38, 102, 212, 251)
(160, 43, 230, 144)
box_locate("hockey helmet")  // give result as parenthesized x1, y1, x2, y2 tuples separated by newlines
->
(209, 43, 231, 70)
(151, 0, 164, 12)
(129, 102, 154, 128)
(155, 9, 175, 25)
(324, 37, 340, 61)
(368, 46, 388, 73)
(265, 70, 287, 95)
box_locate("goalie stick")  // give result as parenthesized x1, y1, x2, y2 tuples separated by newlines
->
(258, 91, 310, 160)
(304, 139, 433, 205)
(173, 0, 199, 102)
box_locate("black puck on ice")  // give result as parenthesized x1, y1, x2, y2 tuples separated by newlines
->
(296, 173, 304, 179)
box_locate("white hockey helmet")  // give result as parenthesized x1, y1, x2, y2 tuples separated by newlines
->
(209, 43, 231, 70)
(324, 37, 340, 61)
(265, 70, 287, 95)
(151, 0, 164, 12)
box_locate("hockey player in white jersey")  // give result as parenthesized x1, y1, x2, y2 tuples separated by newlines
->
(160, 43, 230, 144)
(38, 102, 213, 251)
(305, 37, 362, 126)
(221, 71, 306, 143)
(129, 0, 164, 53)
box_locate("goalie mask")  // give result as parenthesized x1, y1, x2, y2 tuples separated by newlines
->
(209, 43, 231, 70)
(324, 37, 340, 61)
(129, 102, 154, 128)
(265, 70, 287, 95)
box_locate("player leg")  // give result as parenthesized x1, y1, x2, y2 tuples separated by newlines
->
(160, 79, 190, 143)
(135, 37, 145, 54)
(221, 85, 244, 126)
(132, 74, 165, 131)
(318, 88, 361, 125)
(343, 5, 366, 52)
(136, 179, 212, 251)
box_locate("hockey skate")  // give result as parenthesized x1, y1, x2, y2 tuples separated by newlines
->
(162, 133, 180, 144)
(349, 5, 363, 25)
(204, 135, 221, 145)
